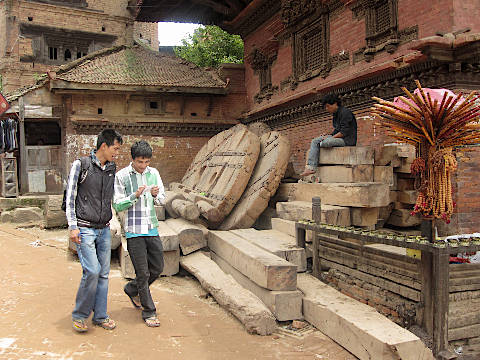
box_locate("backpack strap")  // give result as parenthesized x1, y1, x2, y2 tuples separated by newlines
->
(78, 156, 91, 184)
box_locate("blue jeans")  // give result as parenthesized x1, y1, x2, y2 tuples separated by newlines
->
(72, 226, 111, 322)
(306, 135, 345, 169)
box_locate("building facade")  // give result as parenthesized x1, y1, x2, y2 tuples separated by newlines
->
(0, 0, 158, 93)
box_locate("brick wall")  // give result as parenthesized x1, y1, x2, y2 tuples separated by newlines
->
(0, 0, 134, 92)
(65, 132, 209, 187)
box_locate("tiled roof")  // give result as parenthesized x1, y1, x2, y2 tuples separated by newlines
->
(5, 76, 48, 102)
(54, 44, 227, 89)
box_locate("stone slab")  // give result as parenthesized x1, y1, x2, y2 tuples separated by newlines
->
(44, 195, 67, 228)
(208, 230, 297, 291)
(0, 206, 43, 224)
(180, 252, 277, 335)
(220, 131, 290, 230)
(231, 228, 306, 272)
(318, 146, 374, 165)
(297, 273, 434, 360)
(165, 218, 206, 255)
(291, 182, 390, 207)
(314, 165, 373, 183)
(276, 201, 351, 225)
(211, 252, 303, 321)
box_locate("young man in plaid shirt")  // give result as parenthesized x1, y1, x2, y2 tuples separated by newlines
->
(113, 140, 166, 327)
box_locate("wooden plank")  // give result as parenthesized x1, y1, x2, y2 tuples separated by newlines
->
(433, 252, 450, 355)
(298, 273, 434, 360)
(157, 220, 179, 251)
(319, 247, 358, 269)
(318, 239, 359, 256)
(208, 230, 297, 291)
(211, 252, 303, 321)
(180, 252, 277, 335)
(363, 250, 419, 272)
(448, 324, 480, 341)
(321, 258, 421, 301)
(231, 228, 306, 272)
(448, 311, 480, 329)
(357, 262, 421, 290)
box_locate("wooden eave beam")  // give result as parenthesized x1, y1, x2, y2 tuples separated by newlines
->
(49, 80, 227, 95)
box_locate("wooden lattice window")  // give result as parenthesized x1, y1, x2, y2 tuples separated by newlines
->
(364, 0, 399, 60)
(294, 16, 330, 81)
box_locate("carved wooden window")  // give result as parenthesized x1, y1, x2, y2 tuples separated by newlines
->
(364, 0, 399, 60)
(249, 49, 277, 103)
(294, 16, 330, 81)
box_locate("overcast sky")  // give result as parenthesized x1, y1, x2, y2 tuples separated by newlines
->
(158, 22, 200, 46)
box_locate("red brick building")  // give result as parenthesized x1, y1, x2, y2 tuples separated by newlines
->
(4, 44, 245, 192)
(0, 0, 158, 93)
(135, 0, 480, 235)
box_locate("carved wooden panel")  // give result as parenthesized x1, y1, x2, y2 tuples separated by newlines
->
(219, 131, 290, 230)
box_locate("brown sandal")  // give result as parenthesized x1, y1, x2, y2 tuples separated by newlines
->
(93, 317, 116, 330)
(144, 316, 161, 327)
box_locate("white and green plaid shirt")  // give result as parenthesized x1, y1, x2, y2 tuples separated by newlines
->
(113, 163, 165, 234)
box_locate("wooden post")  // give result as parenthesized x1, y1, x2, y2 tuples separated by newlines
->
(18, 97, 28, 194)
(433, 249, 450, 357)
(420, 219, 434, 335)
(295, 224, 306, 249)
(312, 197, 321, 278)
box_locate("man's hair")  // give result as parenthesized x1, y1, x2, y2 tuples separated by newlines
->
(131, 140, 153, 159)
(321, 94, 341, 107)
(96, 129, 123, 150)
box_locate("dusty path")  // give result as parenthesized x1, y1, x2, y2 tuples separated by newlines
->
(0, 224, 356, 360)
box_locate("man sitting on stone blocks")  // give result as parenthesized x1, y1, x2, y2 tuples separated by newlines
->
(300, 94, 357, 177)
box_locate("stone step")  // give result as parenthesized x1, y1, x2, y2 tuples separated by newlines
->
(297, 273, 434, 360)
(231, 228, 306, 272)
(318, 146, 374, 165)
(211, 252, 303, 321)
(208, 230, 297, 291)
(180, 252, 277, 335)
(312, 165, 373, 183)
(287, 182, 390, 207)
(276, 200, 351, 225)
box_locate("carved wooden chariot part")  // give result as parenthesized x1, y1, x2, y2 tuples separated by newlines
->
(220, 131, 291, 230)
(169, 124, 260, 228)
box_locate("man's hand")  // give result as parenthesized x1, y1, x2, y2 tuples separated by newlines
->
(70, 229, 81, 244)
(135, 185, 146, 198)
(150, 185, 159, 197)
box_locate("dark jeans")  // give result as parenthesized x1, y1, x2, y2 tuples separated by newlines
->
(125, 236, 164, 320)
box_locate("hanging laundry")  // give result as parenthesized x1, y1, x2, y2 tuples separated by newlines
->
(0, 118, 18, 153)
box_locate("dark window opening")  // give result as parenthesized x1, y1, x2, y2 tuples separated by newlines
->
(49, 47, 57, 60)
(28, 16, 33, 21)
(77, 51, 82, 59)
(101, 26, 106, 32)
(149, 101, 158, 109)
(98, 108, 103, 114)
(190, 113, 197, 117)
(25, 121, 61, 146)
(139, 33, 143, 38)
(64, 49, 71, 61)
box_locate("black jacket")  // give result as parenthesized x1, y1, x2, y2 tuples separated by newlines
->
(76, 156, 116, 228)
(331, 106, 357, 146)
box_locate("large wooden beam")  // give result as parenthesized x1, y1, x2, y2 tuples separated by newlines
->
(208, 230, 297, 291)
(298, 273, 434, 360)
(180, 252, 277, 335)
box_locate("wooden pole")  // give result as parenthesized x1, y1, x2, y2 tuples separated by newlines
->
(312, 197, 321, 278)
(433, 249, 450, 357)
(18, 97, 28, 194)
(420, 219, 434, 335)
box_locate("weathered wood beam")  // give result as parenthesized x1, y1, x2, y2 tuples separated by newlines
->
(191, 0, 233, 15)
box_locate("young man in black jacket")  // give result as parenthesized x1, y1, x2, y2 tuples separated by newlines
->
(65, 129, 123, 332)
(300, 94, 357, 177)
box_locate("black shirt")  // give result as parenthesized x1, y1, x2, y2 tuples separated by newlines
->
(331, 106, 357, 146)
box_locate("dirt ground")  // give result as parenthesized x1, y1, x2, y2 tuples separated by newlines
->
(0, 224, 356, 360)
